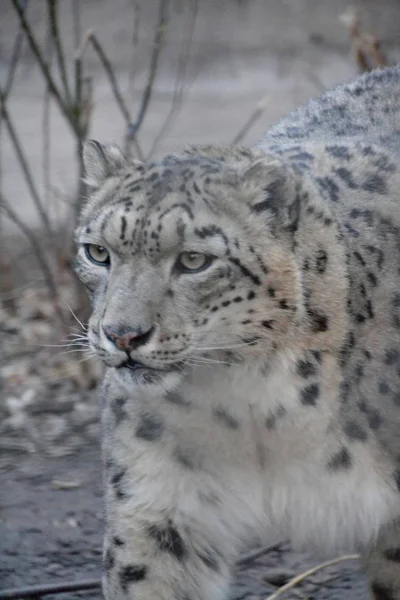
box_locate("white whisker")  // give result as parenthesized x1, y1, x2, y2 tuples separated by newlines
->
(62, 300, 88, 330)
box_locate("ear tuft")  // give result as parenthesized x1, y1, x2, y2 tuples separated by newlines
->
(242, 156, 300, 232)
(83, 140, 128, 189)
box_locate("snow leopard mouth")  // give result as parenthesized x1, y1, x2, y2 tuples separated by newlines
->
(117, 357, 154, 372)
(116, 357, 181, 373)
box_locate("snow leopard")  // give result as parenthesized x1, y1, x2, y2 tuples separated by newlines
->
(74, 66, 400, 600)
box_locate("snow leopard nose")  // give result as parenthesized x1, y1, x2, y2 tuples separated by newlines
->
(103, 324, 155, 351)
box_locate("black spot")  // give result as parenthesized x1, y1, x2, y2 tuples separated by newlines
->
(113, 536, 125, 546)
(367, 272, 377, 286)
(267, 286, 276, 297)
(392, 293, 400, 307)
(174, 445, 199, 470)
(367, 409, 382, 431)
(213, 407, 239, 429)
(379, 381, 391, 395)
(335, 167, 358, 189)
(310, 350, 322, 363)
(384, 547, 400, 562)
(362, 174, 387, 195)
(119, 564, 148, 591)
(120, 215, 127, 240)
(393, 469, 400, 492)
(392, 393, 400, 407)
(327, 447, 352, 470)
(135, 413, 164, 441)
(316, 249, 328, 273)
(148, 522, 186, 561)
(104, 548, 115, 571)
(297, 359, 317, 378)
(326, 145, 351, 160)
(315, 177, 340, 202)
(251, 198, 271, 215)
(247, 290, 256, 300)
(353, 251, 366, 266)
(343, 421, 368, 441)
(112, 397, 127, 425)
(279, 299, 290, 310)
(196, 547, 220, 571)
(265, 413, 276, 429)
(111, 469, 127, 500)
(307, 309, 329, 332)
(300, 383, 319, 406)
(371, 582, 396, 600)
(261, 320, 274, 330)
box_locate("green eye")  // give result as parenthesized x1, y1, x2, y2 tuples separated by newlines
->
(84, 244, 110, 266)
(176, 252, 213, 273)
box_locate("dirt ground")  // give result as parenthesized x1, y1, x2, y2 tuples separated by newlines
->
(1, 0, 400, 597)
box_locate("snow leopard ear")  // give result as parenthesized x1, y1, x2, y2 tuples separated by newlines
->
(83, 140, 130, 189)
(241, 155, 300, 232)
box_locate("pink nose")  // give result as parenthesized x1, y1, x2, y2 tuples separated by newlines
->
(103, 325, 154, 351)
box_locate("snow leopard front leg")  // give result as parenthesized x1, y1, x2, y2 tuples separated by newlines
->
(363, 520, 400, 600)
(102, 386, 239, 600)
(102, 509, 233, 600)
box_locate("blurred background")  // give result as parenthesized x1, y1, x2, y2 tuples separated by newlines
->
(1, 0, 399, 598)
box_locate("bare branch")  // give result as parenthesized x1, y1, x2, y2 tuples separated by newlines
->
(129, 0, 170, 138)
(147, 0, 198, 159)
(128, 1, 141, 97)
(42, 22, 54, 210)
(3, 0, 27, 100)
(71, 0, 81, 49)
(0, 88, 53, 237)
(0, 193, 58, 304)
(47, 0, 72, 104)
(85, 31, 144, 160)
(10, 0, 79, 137)
(88, 31, 130, 123)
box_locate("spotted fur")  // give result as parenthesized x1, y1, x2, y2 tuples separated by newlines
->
(75, 67, 400, 600)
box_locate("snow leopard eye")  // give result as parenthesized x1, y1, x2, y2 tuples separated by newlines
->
(84, 244, 110, 266)
(176, 252, 213, 274)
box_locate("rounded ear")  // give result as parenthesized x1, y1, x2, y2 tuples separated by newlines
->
(241, 155, 300, 232)
(83, 140, 129, 189)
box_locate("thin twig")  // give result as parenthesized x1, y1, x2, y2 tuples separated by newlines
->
(71, 0, 81, 49)
(47, 0, 72, 104)
(147, 0, 198, 159)
(43, 21, 54, 211)
(265, 554, 360, 600)
(232, 93, 271, 145)
(129, 0, 170, 138)
(0, 193, 58, 305)
(88, 31, 130, 123)
(128, 1, 141, 99)
(0, 88, 53, 237)
(3, 0, 27, 100)
(10, 0, 78, 137)
(86, 30, 143, 161)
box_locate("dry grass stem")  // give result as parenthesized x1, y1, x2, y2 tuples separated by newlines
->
(265, 554, 360, 600)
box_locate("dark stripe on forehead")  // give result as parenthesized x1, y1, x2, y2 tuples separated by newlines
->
(159, 203, 194, 221)
(194, 226, 231, 254)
